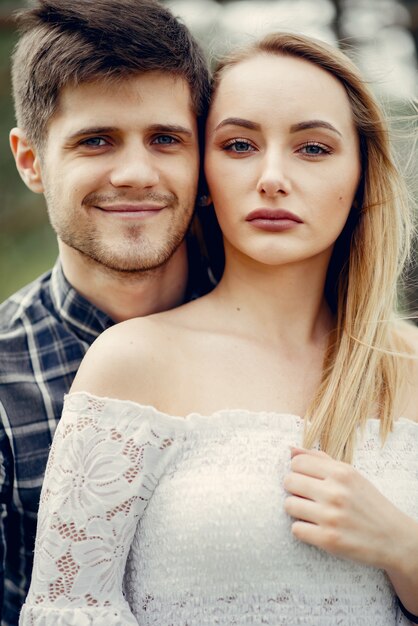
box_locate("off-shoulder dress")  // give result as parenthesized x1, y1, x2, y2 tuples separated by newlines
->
(19, 392, 418, 625)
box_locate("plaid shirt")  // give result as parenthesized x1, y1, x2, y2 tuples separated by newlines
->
(0, 261, 114, 625)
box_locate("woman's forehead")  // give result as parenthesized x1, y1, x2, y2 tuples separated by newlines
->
(208, 53, 356, 135)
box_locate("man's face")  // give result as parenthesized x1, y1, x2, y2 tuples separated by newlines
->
(37, 73, 199, 272)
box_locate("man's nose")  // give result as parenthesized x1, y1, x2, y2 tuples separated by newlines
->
(109, 143, 160, 189)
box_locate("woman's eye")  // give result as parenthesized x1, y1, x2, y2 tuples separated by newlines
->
(152, 135, 178, 145)
(299, 142, 332, 156)
(223, 140, 256, 153)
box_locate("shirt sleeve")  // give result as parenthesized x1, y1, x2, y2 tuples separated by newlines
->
(0, 403, 14, 618)
(19, 392, 176, 625)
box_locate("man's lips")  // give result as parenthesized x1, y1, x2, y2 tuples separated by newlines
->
(94, 203, 166, 217)
(97, 204, 166, 212)
(245, 209, 303, 223)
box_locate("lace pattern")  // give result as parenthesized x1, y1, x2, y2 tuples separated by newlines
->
(20, 392, 418, 625)
(20, 393, 177, 624)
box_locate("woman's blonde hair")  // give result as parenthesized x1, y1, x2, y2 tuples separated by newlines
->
(212, 32, 415, 461)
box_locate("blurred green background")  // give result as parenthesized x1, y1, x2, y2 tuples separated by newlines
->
(1, 1, 57, 302)
(1, 0, 417, 306)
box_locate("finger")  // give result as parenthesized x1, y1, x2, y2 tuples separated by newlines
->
(291, 520, 324, 547)
(290, 452, 334, 480)
(283, 471, 325, 501)
(290, 446, 330, 460)
(290, 446, 307, 457)
(284, 495, 323, 524)
(291, 520, 345, 556)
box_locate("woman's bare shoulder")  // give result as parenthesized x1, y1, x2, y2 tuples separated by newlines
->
(70, 292, 221, 404)
(70, 314, 180, 401)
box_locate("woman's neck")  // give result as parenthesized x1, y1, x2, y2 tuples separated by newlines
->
(212, 252, 335, 349)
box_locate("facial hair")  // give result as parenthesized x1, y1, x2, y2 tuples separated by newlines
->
(46, 189, 194, 273)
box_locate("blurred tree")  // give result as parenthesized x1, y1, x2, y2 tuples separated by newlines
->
(329, 0, 344, 40)
(399, 0, 418, 53)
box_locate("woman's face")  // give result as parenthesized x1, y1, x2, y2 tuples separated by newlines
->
(204, 53, 361, 269)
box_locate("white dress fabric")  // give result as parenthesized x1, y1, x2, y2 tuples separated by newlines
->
(19, 391, 418, 625)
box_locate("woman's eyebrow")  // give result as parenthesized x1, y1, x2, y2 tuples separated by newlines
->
(213, 118, 343, 137)
(214, 117, 261, 132)
(290, 120, 342, 137)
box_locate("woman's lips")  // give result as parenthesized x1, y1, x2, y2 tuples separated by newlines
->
(245, 208, 303, 232)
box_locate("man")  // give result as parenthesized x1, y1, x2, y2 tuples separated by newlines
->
(0, 0, 212, 622)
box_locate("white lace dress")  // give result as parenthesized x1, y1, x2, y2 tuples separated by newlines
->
(19, 392, 418, 625)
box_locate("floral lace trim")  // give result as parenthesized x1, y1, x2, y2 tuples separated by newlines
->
(24, 395, 175, 616)
(66, 390, 418, 432)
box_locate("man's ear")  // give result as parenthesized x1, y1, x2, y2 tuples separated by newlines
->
(9, 128, 44, 194)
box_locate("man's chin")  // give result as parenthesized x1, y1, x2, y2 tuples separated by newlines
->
(58, 231, 186, 274)
(85, 255, 172, 274)
(78, 247, 178, 274)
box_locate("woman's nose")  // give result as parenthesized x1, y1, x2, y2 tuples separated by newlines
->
(256, 151, 292, 197)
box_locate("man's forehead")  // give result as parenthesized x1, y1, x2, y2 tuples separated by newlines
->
(49, 73, 196, 135)
(60, 72, 192, 108)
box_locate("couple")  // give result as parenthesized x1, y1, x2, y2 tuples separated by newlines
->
(2, 0, 418, 625)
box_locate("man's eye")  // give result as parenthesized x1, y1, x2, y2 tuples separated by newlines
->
(152, 135, 178, 145)
(80, 137, 108, 147)
(223, 140, 256, 153)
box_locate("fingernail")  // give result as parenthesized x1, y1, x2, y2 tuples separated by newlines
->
(290, 446, 306, 457)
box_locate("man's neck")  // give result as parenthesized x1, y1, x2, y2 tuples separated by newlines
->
(58, 241, 189, 322)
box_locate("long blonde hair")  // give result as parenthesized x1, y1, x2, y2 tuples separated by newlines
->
(212, 33, 415, 461)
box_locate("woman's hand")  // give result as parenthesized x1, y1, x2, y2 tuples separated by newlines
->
(283, 447, 413, 568)
(283, 447, 418, 617)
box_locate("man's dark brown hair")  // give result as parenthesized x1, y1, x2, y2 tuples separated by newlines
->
(11, 0, 210, 148)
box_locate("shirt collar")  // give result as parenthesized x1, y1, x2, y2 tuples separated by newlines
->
(49, 259, 114, 342)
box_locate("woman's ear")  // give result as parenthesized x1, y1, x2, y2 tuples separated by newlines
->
(9, 128, 44, 194)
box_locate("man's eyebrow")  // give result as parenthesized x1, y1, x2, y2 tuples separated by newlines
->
(66, 123, 194, 141)
(146, 123, 193, 136)
(65, 126, 117, 141)
(290, 120, 342, 137)
(214, 118, 261, 132)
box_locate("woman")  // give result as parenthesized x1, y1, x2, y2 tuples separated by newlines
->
(20, 33, 418, 625)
